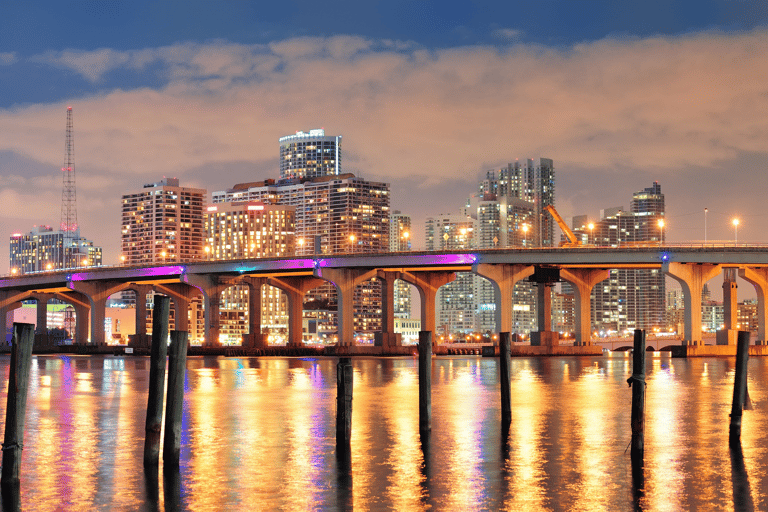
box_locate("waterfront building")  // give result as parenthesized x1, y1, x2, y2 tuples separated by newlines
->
(279, 129, 341, 180)
(121, 178, 206, 265)
(204, 201, 296, 343)
(389, 211, 413, 321)
(9, 225, 102, 274)
(571, 182, 666, 334)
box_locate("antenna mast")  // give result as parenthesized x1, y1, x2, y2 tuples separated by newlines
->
(60, 107, 78, 256)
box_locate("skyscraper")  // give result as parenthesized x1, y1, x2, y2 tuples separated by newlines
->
(571, 182, 666, 333)
(279, 129, 341, 180)
(9, 225, 102, 274)
(121, 178, 206, 265)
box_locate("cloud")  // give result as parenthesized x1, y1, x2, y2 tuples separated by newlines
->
(1, 29, 768, 266)
(0, 52, 15, 65)
(491, 28, 523, 41)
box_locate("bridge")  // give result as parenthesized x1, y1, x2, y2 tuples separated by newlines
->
(2, 245, 767, 352)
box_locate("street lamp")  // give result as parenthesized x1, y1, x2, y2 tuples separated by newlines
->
(521, 224, 529, 247)
(733, 218, 739, 244)
(588, 222, 595, 245)
(658, 219, 665, 246)
(704, 208, 708, 243)
(204, 246, 211, 260)
(120, 255, 126, 265)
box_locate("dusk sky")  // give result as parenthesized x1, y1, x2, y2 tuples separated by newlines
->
(1, 1, 768, 272)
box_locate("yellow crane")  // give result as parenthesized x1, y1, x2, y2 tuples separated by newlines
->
(543, 205, 582, 247)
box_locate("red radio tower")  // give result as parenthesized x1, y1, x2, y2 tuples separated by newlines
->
(60, 107, 78, 249)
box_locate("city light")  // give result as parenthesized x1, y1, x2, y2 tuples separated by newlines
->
(733, 218, 739, 243)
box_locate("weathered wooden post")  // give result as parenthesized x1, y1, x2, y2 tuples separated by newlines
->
(336, 357, 353, 444)
(499, 332, 512, 425)
(419, 331, 432, 433)
(1, 323, 35, 484)
(163, 330, 188, 467)
(144, 296, 170, 467)
(729, 331, 750, 444)
(627, 329, 646, 457)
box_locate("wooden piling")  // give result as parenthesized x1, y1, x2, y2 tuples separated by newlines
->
(336, 357, 353, 444)
(419, 331, 432, 433)
(729, 331, 750, 443)
(144, 296, 170, 467)
(499, 332, 512, 425)
(1, 323, 35, 484)
(628, 329, 646, 457)
(163, 330, 188, 467)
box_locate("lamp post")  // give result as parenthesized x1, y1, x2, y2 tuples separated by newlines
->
(521, 224, 529, 247)
(588, 222, 595, 245)
(704, 208, 708, 243)
(733, 218, 739, 244)
(204, 246, 211, 261)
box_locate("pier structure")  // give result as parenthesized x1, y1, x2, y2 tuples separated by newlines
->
(2, 246, 768, 355)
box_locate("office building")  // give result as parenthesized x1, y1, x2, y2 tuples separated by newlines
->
(9, 225, 102, 274)
(121, 178, 206, 265)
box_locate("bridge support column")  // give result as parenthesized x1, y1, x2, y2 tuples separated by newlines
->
(34, 294, 51, 349)
(268, 276, 325, 347)
(243, 277, 266, 349)
(183, 274, 231, 347)
(739, 267, 768, 343)
(717, 268, 739, 345)
(154, 283, 197, 333)
(375, 271, 402, 348)
(473, 264, 534, 337)
(664, 262, 721, 345)
(399, 271, 456, 337)
(314, 268, 377, 346)
(561, 268, 610, 346)
(68, 281, 130, 345)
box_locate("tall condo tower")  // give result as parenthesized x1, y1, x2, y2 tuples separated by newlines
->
(60, 107, 78, 257)
(279, 129, 341, 180)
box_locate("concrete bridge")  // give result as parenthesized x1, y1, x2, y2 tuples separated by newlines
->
(2, 245, 768, 351)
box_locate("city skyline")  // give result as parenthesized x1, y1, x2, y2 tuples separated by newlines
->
(1, 2, 768, 273)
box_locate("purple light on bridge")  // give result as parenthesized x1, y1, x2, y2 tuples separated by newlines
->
(68, 265, 187, 281)
(236, 259, 316, 273)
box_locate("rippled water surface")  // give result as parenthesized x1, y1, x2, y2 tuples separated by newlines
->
(0, 354, 766, 511)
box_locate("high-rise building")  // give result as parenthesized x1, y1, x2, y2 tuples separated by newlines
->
(213, 131, 390, 337)
(389, 211, 412, 318)
(571, 182, 666, 334)
(279, 129, 341, 180)
(204, 201, 295, 343)
(9, 225, 102, 274)
(121, 178, 206, 265)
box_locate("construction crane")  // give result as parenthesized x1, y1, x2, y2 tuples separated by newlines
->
(543, 205, 582, 247)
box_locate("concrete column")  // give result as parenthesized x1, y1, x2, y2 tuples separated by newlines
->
(52, 291, 91, 345)
(130, 285, 153, 335)
(375, 271, 401, 348)
(738, 267, 768, 343)
(560, 268, 610, 346)
(154, 283, 197, 332)
(183, 274, 231, 347)
(314, 268, 377, 346)
(473, 264, 534, 335)
(717, 267, 739, 345)
(398, 271, 456, 336)
(68, 281, 130, 345)
(664, 262, 722, 345)
(242, 277, 266, 349)
(267, 276, 325, 346)
(35, 294, 50, 348)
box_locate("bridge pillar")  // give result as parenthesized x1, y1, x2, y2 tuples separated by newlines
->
(154, 283, 198, 333)
(398, 271, 456, 337)
(374, 271, 402, 348)
(0, 291, 26, 346)
(561, 268, 610, 346)
(664, 262, 721, 345)
(183, 274, 231, 347)
(473, 264, 534, 336)
(68, 280, 131, 345)
(268, 276, 325, 346)
(717, 268, 739, 345)
(33, 293, 55, 349)
(739, 267, 768, 343)
(314, 268, 377, 346)
(242, 277, 266, 349)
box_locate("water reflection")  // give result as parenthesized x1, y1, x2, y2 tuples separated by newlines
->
(0, 354, 767, 510)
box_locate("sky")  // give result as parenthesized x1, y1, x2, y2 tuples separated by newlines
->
(1, 0, 768, 280)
